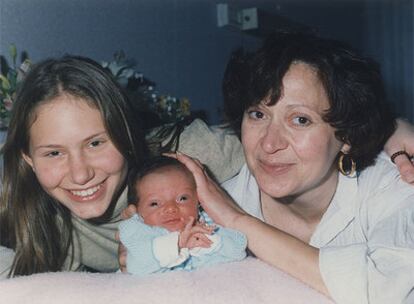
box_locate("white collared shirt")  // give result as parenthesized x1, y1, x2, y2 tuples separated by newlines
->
(223, 152, 414, 304)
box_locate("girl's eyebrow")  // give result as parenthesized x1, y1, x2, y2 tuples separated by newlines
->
(33, 131, 108, 151)
(83, 131, 108, 142)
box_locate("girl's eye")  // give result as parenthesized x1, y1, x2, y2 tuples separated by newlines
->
(89, 140, 103, 148)
(247, 110, 265, 120)
(45, 151, 61, 158)
(292, 116, 311, 126)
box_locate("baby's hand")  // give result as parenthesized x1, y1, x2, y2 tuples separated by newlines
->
(121, 204, 137, 220)
(179, 217, 214, 249)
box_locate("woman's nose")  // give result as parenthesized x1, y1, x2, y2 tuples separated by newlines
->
(260, 122, 288, 154)
(68, 154, 94, 185)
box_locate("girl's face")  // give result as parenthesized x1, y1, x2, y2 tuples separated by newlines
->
(23, 94, 128, 219)
(241, 62, 346, 201)
(136, 166, 199, 232)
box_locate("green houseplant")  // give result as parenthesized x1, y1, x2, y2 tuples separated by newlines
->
(0, 44, 31, 130)
(101, 51, 191, 129)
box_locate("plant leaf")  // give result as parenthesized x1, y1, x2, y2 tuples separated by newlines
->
(0, 74, 11, 90)
(9, 44, 17, 65)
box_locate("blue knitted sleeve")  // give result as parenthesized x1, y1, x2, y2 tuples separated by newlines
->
(119, 214, 169, 276)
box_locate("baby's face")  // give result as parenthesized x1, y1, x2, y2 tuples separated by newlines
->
(136, 166, 198, 232)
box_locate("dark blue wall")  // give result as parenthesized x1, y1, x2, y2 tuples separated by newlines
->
(1, 0, 262, 124)
(1, 0, 412, 123)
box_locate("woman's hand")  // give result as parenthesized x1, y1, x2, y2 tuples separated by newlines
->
(166, 152, 246, 228)
(117, 204, 138, 272)
(384, 118, 414, 184)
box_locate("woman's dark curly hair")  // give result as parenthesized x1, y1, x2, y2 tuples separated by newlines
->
(223, 31, 396, 172)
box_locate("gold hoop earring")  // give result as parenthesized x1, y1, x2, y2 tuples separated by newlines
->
(338, 153, 356, 176)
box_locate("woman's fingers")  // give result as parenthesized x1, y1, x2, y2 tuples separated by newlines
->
(162, 152, 177, 159)
(384, 119, 414, 184)
(175, 152, 205, 174)
(165, 151, 211, 184)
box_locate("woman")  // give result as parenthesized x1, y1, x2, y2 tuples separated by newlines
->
(174, 32, 414, 303)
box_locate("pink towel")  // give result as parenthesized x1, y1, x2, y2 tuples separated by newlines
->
(0, 257, 333, 304)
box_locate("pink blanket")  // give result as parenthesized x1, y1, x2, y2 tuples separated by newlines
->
(0, 258, 333, 303)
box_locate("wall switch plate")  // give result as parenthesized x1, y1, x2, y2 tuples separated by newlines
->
(217, 3, 241, 28)
(241, 8, 258, 30)
(217, 3, 258, 30)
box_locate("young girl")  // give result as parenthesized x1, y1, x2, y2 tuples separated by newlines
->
(0, 56, 148, 276)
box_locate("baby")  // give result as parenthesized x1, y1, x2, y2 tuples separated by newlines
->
(119, 156, 247, 276)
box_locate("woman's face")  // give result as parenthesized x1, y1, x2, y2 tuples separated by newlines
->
(23, 94, 128, 219)
(241, 62, 345, 200)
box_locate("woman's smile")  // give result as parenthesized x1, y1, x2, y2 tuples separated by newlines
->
(258, 159, 294, 176)
(67, 180, 106, 202)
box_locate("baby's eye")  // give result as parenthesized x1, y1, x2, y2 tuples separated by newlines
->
(292, 116, 311, 126)
(177, 195, 188, 203)
(149, 201, 159, 207)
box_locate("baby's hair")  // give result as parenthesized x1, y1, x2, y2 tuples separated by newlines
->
(127, 155, 194, 205)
